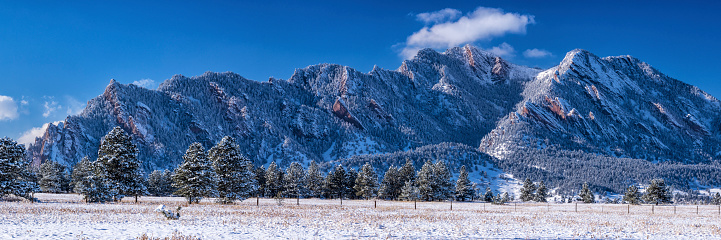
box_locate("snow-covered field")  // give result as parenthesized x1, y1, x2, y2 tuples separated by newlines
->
(2, 193, 721, 239)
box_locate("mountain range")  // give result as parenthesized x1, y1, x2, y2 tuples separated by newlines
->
(26, 45, 721, 193)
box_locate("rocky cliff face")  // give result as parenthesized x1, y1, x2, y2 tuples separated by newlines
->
(27, 46, 721, 192)
(28, 45, 537, 171)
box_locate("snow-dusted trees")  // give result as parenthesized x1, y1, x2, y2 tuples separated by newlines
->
(454, 166, 473, 201)
(345, 168, 358, 199)
(253, 165, 266, 197)
(0, 137, 38, 200)
(209, 136, 257, 204)
(173, 143, 217, 204)
(354, 163, 378, 199)
(416, 160, 453, 201)
(264, 161, 284, 198)
(305, 161, 324, 198)
(147, 170, 174, 196)
(283, 162, 306, 199)
(535, 181, 548, 202)
(520, 178, 536, 202)
(623, 185, 640, 205)
(643, 179, 671, 205)
(39, 160, 69, 193)
(71, 156, 93, 194)
(483, 187, 494, 202)
(324, 165, 346, 199)
(399, 180, 420, 201)
(579, 182, 595, 203)
(378, 166, 401, 200)
(95, 127, 147, 202)
(398, 159, 416, 186)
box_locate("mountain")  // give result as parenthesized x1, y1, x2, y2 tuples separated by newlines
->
(27, 46, 721, 193)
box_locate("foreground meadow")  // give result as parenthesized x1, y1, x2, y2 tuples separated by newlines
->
(1, 193, 720, 239)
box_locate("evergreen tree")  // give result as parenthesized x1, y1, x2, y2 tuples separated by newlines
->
(483, 187, 494, 202)
(147, 170, 174, 196)
(173, 143, 218, 204)
(0, 137, 39, 200)
(209, 136, 257, 204)
(354, 163, 378, 199)
(520, 178, 537, 202)
(712, 192, 721, 205)
(398, 180, 420, 201)
(643, 178, 671, 205)
(416, 160, 436, 201)
(378, 166, 401, 200)
(622, 185, 640, 204)
(535, 181, 548, 202)
(39, 160, 66, 193)
(345, 168, 358, 199)
(264, 161, 284, 198)
(324, 165, 346, 199)
(253, 165, 266, 197)
(283, 162, 306, 198)
(454, 166, 473, 201)
(71, 156, 92, 194)
(398, 159, 416, 185)
(305, 161, 324, 198)
(95, 127, 146, 202)
(434, 161, 453, 201)
(579, 182, 595, 203)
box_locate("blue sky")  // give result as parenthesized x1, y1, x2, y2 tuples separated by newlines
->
(1, 0, 720, 144)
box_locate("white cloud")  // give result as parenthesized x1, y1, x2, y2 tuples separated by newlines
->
(416, 8, 461, 24)
(17, 121, 62, 146)
(132, 78, 157, 89)
(401, 6, 535, 59)
(488, 42, 516, 58)
(0, 95, 19, 121)
(43, 97, 61, 118)
(523, 48, 553, 58)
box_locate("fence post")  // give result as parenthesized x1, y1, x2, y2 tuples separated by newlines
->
(652, 205, 654, 214)
(450, 200, 453, 211)
(257, 196, 259, 207)
(575, 203, 578, 213)
(414, 200, 417, 210)
(627, 204, 629, 214)
(374, 200, 377, 209)
(674, 205, 676, 214)
(297, 197, 299, 206)
(697, 205, 699, 214)
(340, 197, 343, 206)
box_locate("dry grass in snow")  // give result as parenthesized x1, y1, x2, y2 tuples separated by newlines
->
(1, 193, 721, 239)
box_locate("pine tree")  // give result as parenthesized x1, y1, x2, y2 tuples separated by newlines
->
(253, 165, 266, 197)
(535, 181, 548, 202)
(305, 161, 324, 198)
(283, 162, 306, 199)
(483, 187, 494, 202)
(378, 166, 401, 200)
(264, 161, 284, 198)
(39, 160, 66, 193)
(433, 161, 453, 201)
(354, 163, 378, 199)
(454, 166, 473, 201)
(416, 160, 435, 201)
(520, 178, 536, 202)
(0, 137, 39, 200)
(398, 159, 416, 184)
(96, 127, 146, 202)
(623, 185, 640, 205)
(324, 165, 346, 199)
(643, 178, 671, 205)
(147, 170, 174, 196)
(71, 156, 93, 194)
(208, 136, 257, 204)
(398, 180, 420, 201)
(345, 168, 358, 199)
(712, 192, 721, 205)
(579, 182, 595, 203)
(173, 143, 218, 204)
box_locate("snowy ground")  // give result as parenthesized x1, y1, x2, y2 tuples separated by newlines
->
(2, 194, 721, 239)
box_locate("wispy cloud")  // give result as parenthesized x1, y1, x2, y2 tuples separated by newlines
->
(523, 48, 553, 58)
(401, 6, 535, 59)
(132, 78, 157, 89)
(0, 95, 19, 121)
(416, 8, 461, 24)
(43, 96, 61, 118)
(65, 96, 85, 115)
(489, 42, 516, 58)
